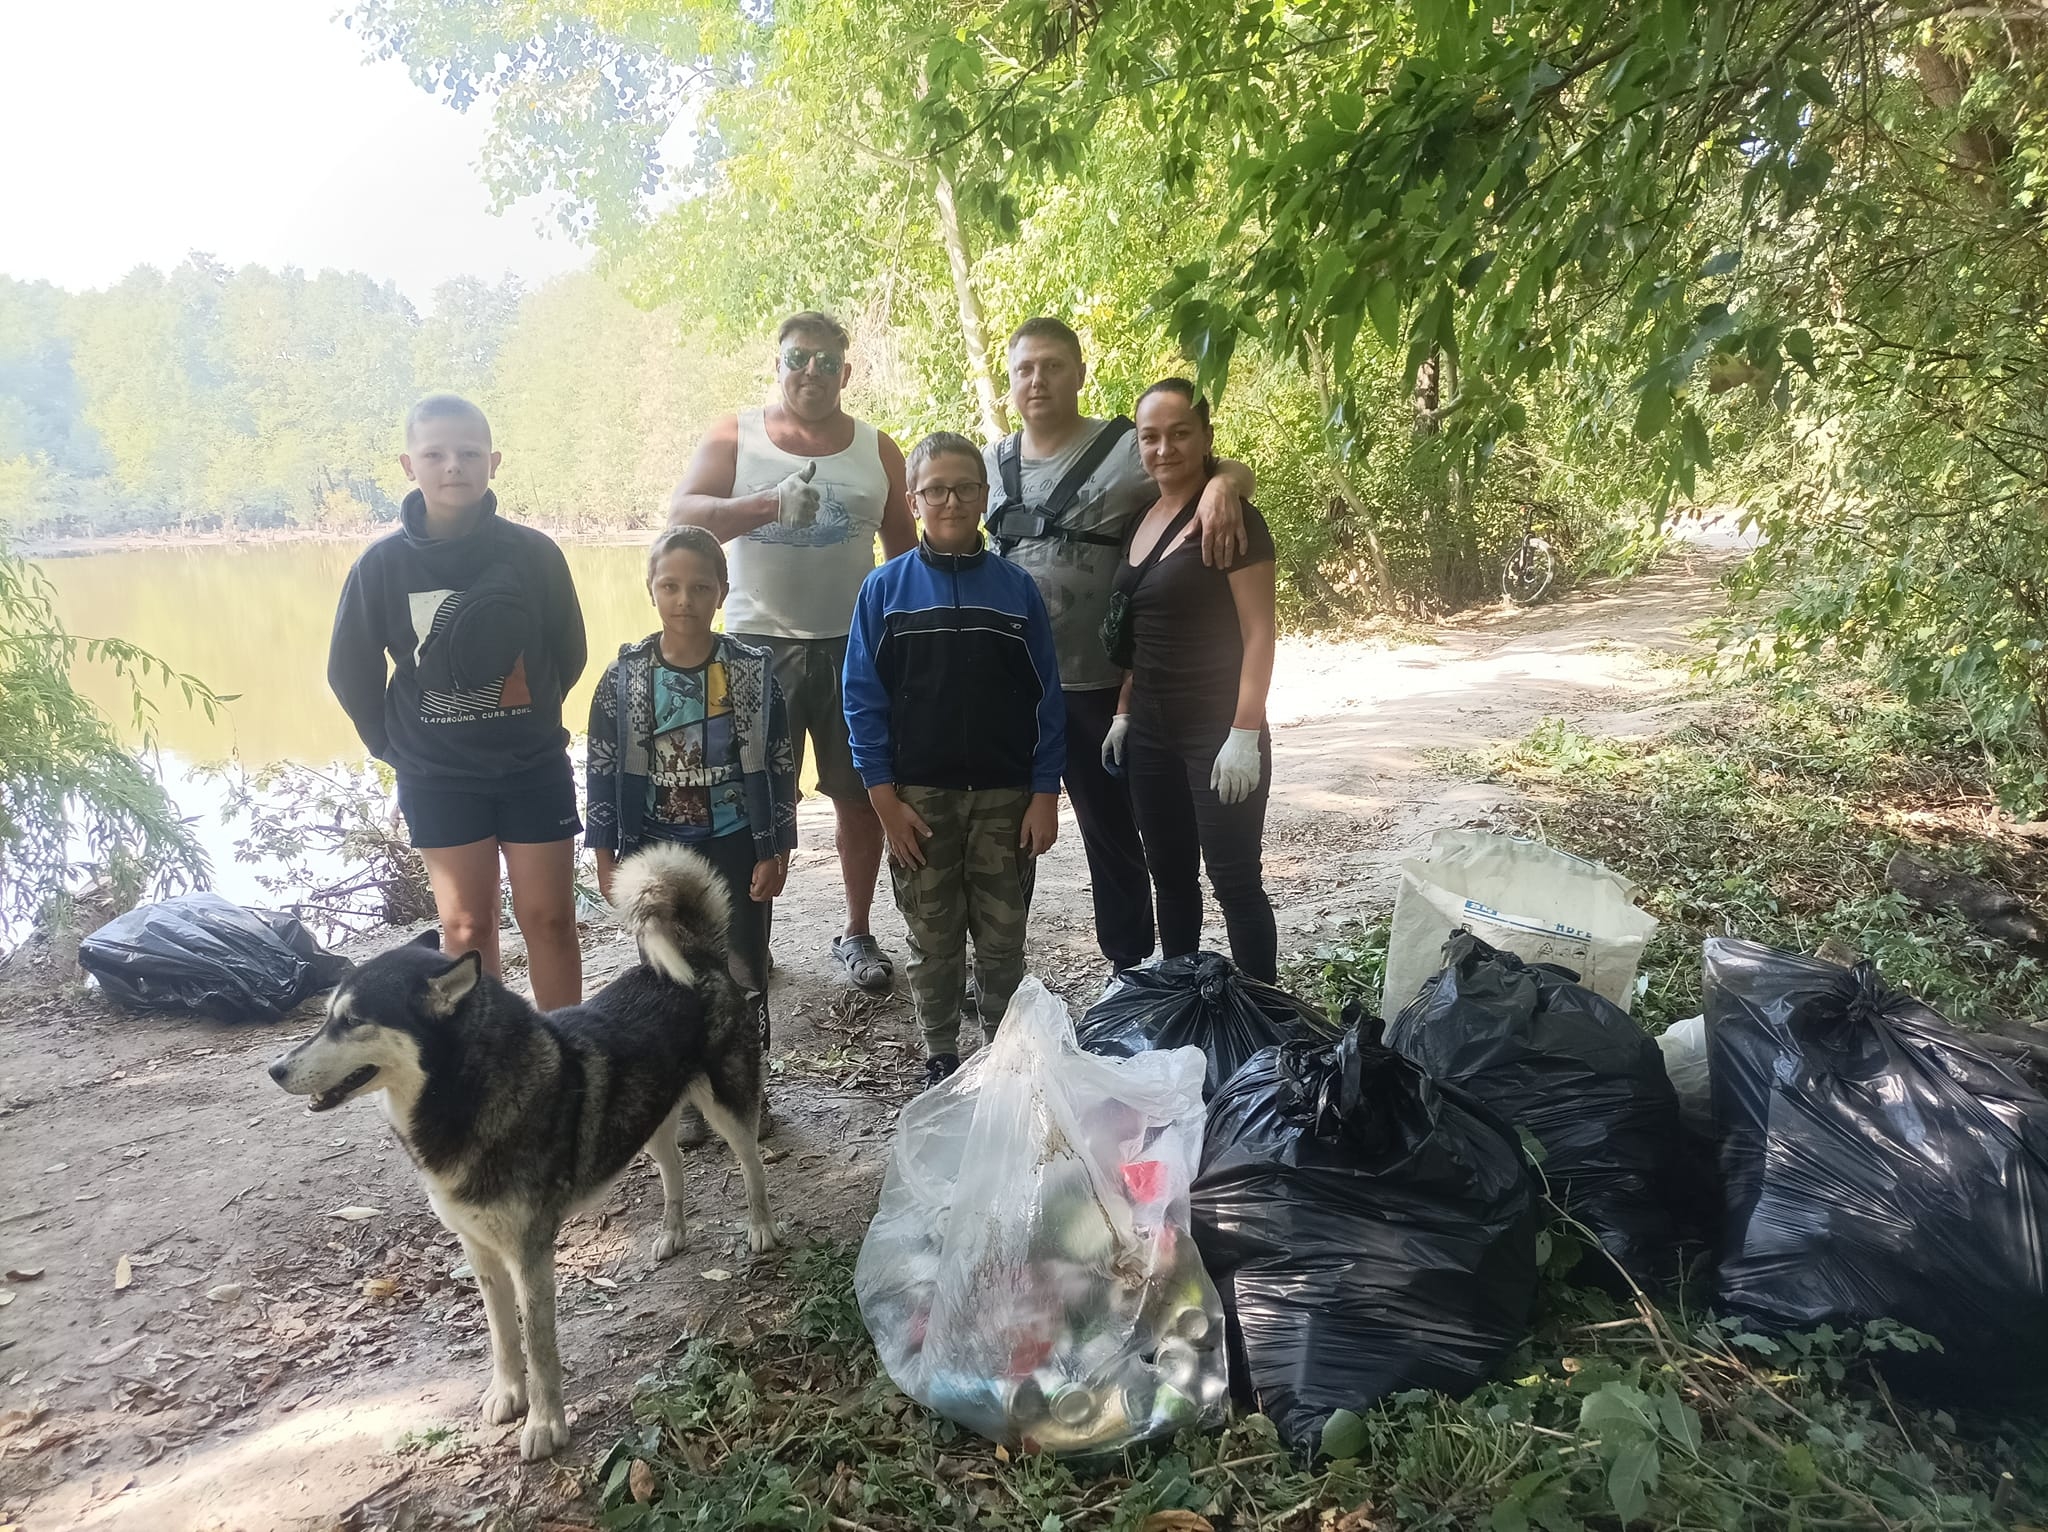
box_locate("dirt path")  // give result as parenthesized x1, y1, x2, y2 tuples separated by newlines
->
(0, 552, 1728, 1532)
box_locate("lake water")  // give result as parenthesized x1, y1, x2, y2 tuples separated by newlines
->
(30, 540, 740, 920)
(36, 541, 666, 765)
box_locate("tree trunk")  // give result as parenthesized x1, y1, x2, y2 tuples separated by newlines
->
(1413, 350, 1441, 436)
(1886, 848, 2048, 954)
(1304, 341, 1398, 610)
(1438, 350, 1484, 604)
(933, 167, 1009, 441)
(1914, 43, 2010, 188)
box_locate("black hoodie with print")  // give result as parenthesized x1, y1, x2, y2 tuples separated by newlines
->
(326, 490, 587, 786)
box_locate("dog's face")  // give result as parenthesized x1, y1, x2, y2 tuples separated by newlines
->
(266, 931, 481, 1113)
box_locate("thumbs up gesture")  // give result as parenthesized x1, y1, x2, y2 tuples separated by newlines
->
(775, 462, 821, 529)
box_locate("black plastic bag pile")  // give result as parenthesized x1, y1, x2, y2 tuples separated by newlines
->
(1190, 1023, 1540, 1452)
(1388, 931, 1683, 1289)
(1706, 937, 2048, 1399)
(1078, 951, 1342, 1098)
(79, 893, 354, 1024)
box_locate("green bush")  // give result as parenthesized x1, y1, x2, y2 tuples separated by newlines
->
(0, 549, 220, 929)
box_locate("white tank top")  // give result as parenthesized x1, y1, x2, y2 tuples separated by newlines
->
(724, 407, 890, 640)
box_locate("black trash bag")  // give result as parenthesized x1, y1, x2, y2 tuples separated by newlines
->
(79, 894, 354, 1024)
(1706, 937, 2048, 1399)
(1077, 951, 1342, 1099)
(1191, 1023, 1540, 1453)
(1388, 931, 1683, 1289)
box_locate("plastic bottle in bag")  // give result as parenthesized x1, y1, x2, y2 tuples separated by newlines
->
(855, 978, 1230, 1452)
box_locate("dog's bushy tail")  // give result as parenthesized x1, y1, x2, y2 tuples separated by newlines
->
(610, 843, 732, 987)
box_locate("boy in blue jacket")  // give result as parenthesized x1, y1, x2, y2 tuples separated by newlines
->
(843, 431, 1065, 1087)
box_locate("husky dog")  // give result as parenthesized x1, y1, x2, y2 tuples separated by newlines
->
(267, 843, 778, 1460)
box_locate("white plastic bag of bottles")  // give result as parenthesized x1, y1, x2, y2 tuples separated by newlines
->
(855, 977, 1229, 1453)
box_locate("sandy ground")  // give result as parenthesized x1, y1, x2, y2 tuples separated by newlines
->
(0, 552, 1729, 1532)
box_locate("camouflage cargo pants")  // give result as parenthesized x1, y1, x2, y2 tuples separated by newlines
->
(886, 785, 1037, 1056)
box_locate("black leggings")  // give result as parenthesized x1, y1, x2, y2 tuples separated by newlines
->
(1125, 724, 1276, 982)
(1060, 686, 1157, 970)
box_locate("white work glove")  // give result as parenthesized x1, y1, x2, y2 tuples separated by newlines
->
(775, 462, 821, 529)
(1210, 727, 1263, 805)
(1101, 713, 1130, 771)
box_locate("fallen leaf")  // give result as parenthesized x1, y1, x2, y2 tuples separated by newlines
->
(114, 1255, 133, 1291)
(206, 1284, 243, 1304)
(126, 1252, 169, 1268)
(121, 1147, 147, 1159)
(628, 1458, 656, 1504)
(994, 1443, 1011, 1464)
(0, 1293, 13, 1307)
(699, 1268, 733, 1283)
(0, 1404, 49, 1438)
(1141, 1515, 1215, 1532)
(326, 1206, 382, 1222)
(361, 1277, 398, 1301)
(91, 1336, 144, 1366)
(588, 1275, 618, 1291)
(3, 1269, 42, 1282)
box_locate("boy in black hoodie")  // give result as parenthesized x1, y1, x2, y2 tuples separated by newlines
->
(328, 394, 588, 1007)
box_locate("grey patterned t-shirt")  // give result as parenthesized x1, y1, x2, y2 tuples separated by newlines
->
(983, 418, 1157, 692)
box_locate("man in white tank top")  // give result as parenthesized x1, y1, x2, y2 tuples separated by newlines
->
(669, 312, 916, 996)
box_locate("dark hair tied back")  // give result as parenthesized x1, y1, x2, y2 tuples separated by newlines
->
(1137, 377, 1218, 476)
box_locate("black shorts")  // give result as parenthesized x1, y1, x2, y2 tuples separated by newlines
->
(395, 768, 583, 850)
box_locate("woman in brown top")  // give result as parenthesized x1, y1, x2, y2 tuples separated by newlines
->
(1103, 380, 1279, 979)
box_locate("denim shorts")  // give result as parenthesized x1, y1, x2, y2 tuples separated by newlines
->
(395, 764, 583, 850)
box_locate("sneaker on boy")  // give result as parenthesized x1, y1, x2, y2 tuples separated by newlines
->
(842, 431, 1065, 1069)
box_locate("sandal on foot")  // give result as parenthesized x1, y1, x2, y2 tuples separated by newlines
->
(831, 934, 894, 994)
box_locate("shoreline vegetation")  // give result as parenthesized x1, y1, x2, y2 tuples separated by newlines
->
(19, 523, 669, 559)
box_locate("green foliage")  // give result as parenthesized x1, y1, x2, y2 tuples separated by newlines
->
(347, 0, 1680, 618)
(0, 549, 220, 926)
(36, 0, 2048, 772)
(1471, 680, 2048, 1030)
(593, 1241, 2040, 1531)
(1282, 917, 1391, 1020)
(203, 759, 432, 940)
(0, 266, 763, 540)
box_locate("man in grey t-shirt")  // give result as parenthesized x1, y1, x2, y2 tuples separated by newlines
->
(984, 317, 1254, 973)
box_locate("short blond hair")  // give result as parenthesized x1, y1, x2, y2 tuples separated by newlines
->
(405, 393, 491, 443)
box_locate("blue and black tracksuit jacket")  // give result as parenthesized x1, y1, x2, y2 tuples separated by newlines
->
(843, 538, 1066, 794)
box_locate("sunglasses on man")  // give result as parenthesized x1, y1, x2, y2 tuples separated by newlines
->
(781, 345, 845, 376)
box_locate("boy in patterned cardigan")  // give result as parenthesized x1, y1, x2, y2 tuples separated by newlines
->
(587, 526, 798, 1136)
